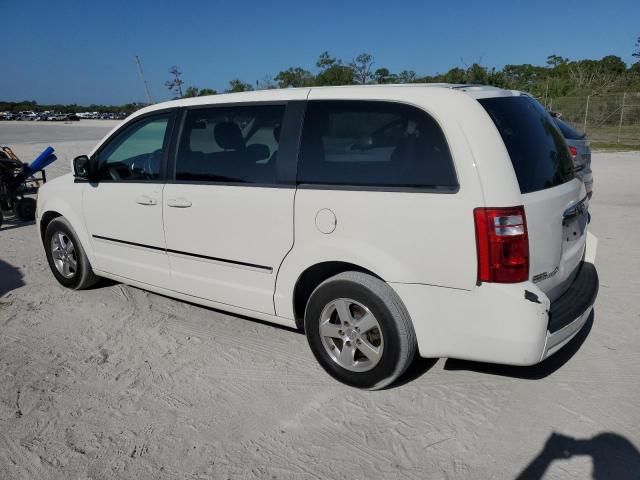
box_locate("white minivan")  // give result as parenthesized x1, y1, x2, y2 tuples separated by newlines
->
(37, 85, 598, 389)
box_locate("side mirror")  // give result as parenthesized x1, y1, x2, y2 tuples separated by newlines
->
(73, 155, 92, 179)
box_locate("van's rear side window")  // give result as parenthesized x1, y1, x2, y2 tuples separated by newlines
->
(297, 101, 458, 190)
(479, 96, 574, 194)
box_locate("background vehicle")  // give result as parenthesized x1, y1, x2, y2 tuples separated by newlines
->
(36, 85, 598, 389)
(17, 111, 37, 121)
(552, 115, 593, 198)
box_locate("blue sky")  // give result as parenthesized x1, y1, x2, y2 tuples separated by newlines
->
(1, 0, 638, 105)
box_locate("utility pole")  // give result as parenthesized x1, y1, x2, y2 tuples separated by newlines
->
(134, 55, 154, 105)
(617, 92, 627, 144)
(583, 95, 590, 135)
(543, 79, 549, 109)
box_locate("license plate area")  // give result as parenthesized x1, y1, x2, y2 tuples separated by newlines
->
(562, 197, 589, 253)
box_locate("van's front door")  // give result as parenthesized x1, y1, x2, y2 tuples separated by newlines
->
(162, 101, 304, 314)
(83, 112, 174, 289)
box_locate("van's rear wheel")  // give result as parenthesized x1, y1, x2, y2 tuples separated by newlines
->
(304, 271, 416, 389)
(44, 217, 98, 289)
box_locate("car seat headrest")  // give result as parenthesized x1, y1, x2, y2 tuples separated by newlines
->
(214, 122, 244, 150)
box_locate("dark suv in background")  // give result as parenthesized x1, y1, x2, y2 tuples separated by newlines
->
(552, 115, 593, 198)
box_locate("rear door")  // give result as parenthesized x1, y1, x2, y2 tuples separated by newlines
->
(162, 102, 304, 314)
(479, 96, 588, 301)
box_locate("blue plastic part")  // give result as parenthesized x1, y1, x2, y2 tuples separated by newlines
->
(31, 154, 57, 173)
(27, 146, 57, 175)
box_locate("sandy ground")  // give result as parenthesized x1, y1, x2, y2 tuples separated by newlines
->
(1, 121, 639, 479)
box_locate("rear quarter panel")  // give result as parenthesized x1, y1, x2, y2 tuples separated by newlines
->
(275, 87, 507, 319)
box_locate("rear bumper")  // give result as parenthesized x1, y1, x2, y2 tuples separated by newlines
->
(391, 260, 598, 366)
(542, 262, 598, 358)
(548, 262, 598, 333)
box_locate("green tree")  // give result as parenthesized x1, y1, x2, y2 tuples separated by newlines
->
(182, 86, 217, 97)
(315, 51, 354, 86)
(600, 55, 627, 74)
(164, 66, 184, 98)
(275, 67, 315, 88)
(546, 54, 568, 68)
(316, 65, 354, 86)
(396, 70, 417, 83)
(501, 64, 543, 90)
(350, 53, 375, 84)
(226, 79, 253, 93)
(373, 67, 397, 84)
(440, 67, 466, 84)
(465, 63, 488, 84)
(567, 58, 621, 94)
(316, 51, 338, 70)
(183, 86, 199, 98)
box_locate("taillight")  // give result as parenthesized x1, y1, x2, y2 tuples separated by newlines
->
(474, 206, 529, 283)
(568, 145, 578, 158)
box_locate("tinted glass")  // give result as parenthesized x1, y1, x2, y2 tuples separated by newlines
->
(297, 101, 457, 189)
(97, 115, 169, 181)
(479, 96, 574, 194)
(176, 105, 285, 183)
(553, 117, 584, 140)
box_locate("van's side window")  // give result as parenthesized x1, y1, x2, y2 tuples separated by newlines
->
(176, 105, 285, 184)
(96, 114, 170, 181)
(297, 101, 457, 189)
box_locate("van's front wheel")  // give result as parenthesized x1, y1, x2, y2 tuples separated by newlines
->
(44, 217, 99, 290)
(304, 271, 416, 389)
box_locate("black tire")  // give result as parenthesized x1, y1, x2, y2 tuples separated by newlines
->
(16, 197, 36, 221)
(44, 217, 99, 289)
(304, 271, 417, 390)
(0, 209, 3, 229)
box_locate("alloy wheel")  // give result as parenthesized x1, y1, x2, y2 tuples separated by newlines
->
(51, 231, 78, 279)
(319, 298, 384, 372)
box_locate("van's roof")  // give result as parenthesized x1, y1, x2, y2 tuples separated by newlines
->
(135, 83, 523, 117)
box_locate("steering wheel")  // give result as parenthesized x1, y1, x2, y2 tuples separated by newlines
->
(128, 150, 162, 180)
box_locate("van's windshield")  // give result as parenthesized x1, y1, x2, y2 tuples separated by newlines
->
(478, 96, 575, 194)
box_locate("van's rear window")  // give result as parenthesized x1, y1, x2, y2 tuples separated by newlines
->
(479, 96, 574, 194)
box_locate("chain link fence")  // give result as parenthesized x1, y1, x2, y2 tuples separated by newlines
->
(543, 92, 640, 146)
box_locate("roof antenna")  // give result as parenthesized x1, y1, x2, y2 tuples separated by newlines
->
(134, 55, 154, 105)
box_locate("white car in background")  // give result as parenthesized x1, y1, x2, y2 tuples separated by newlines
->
(17, 111, 37, 121)
(36, 85, 599, 389)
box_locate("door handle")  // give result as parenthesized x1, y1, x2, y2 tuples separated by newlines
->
(136, 195, 157, 206)
(167, 198, 192, 208)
